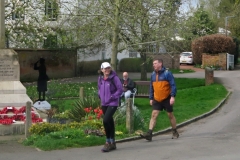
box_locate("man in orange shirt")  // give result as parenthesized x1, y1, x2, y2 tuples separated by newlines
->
(140, 58, 179, 141)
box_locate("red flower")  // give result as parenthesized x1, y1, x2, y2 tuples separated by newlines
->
(94, 108, 99, 113)
(98, 110, 103, 115)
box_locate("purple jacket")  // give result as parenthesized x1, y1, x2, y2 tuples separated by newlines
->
(98, 71, 123, 106)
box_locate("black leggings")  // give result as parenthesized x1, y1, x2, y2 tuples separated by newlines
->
(101, 106, 118, 139)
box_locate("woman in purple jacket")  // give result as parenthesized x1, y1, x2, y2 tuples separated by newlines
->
(98, 62, 123, 152)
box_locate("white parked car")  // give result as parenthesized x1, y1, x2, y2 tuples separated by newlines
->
(180, 52, 193, 65)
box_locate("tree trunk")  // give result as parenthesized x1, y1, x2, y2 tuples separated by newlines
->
(140, 53, 147, 80)
(111, 0, 120, 71)
(140, 5, 150, 81)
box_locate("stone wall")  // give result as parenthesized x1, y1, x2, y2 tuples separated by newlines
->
(202, 53, 227, 70)
(148, 53, 180, 69)
(15, 49, 77, 82)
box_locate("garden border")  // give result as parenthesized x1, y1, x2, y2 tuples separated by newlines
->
(116, 91, 231, 143)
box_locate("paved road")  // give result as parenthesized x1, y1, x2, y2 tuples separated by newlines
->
(1, 70, 240, 160)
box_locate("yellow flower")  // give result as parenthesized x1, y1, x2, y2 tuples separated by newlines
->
(115, 131, 123, 135)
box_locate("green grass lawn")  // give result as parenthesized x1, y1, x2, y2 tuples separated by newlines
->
(23, 78, 228, 150)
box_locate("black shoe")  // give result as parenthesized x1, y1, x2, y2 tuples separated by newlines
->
(172, 129, 179, 139)
(140, 132, 152, 141)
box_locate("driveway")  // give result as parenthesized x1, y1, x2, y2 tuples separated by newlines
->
(1, 68, 240, 160)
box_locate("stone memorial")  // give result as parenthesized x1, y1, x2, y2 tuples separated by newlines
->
(0, 49, 32, 107)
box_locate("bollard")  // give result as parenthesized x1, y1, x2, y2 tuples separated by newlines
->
(205, 67, 214, 86)
(25, 101, 32, 138)
(126, 98, 134, 134)
(79, 87, 84, 99)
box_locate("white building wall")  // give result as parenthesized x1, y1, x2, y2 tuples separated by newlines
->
(77, 43, 141, 62)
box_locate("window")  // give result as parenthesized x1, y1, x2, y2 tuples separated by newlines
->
(148, 44, 157, 53)
(129, 50, 137, 58)
(45, 0, 58, 21)
(12, 0, 25, 20)
(43, 35, 58, 48)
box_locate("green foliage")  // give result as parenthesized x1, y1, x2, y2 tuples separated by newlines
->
(119, 58, 153, 72)
(192, 34, 236, 64)
(68, 96, 101, 122)
(80, 120, 103, 130)
(179, 6, 216, 41)
(191, 7, 216, 36)
(217, 0, 235, 18)
(77, 59, 118, 76)
(52, 110, 71, 119)
(26, 81, 97, 103)
(29, 121, 85, 136)
(29, 123, 64, 136)
(23, 129, 105, 150)
(77, 60, 103, 76)
(114, 105, 147, 132)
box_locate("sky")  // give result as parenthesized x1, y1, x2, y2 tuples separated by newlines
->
(179, 0, 199, 14)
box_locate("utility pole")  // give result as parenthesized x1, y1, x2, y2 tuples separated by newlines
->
(225, 16, 234, 37)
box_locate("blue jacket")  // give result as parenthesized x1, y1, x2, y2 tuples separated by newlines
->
(149, 67, 177, 100)
(98, 71, 123, 106)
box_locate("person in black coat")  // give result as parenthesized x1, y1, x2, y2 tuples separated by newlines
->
(120, 72, 135, 100)
(34, 58, 49, 101)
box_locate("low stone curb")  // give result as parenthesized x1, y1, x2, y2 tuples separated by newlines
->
(116, 91, 231, 143)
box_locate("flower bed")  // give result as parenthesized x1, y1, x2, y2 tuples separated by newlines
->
(0, 106, 43, 125)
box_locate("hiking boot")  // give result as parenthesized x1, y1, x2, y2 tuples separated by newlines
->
(172, 129, 179, 139)
(101, 143, 111, 152)
(109, 142, 116, 150)
(140, 132, 152, 141)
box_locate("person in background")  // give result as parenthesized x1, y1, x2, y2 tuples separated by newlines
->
(98, 62, 123, 152)
(120, 72, 135, 101)
(34, 58, 49, 101)
(140, 58, 179, 141)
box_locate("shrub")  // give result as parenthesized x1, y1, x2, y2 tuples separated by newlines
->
(77, 59, 119, 76)
(29, 122, 64, 136)
(114, 105, 147, 131)
(68, 96, 101, 122)
(192, 34, 236, 64)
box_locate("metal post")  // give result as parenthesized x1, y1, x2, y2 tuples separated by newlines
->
(0, 0, 5, 48)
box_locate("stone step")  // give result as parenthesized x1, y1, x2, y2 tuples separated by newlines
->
(0, 107, 45, 135)
(0, 81, 26, 94)
(0, 118, 47, 136)
(0, 94, 32, 108)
